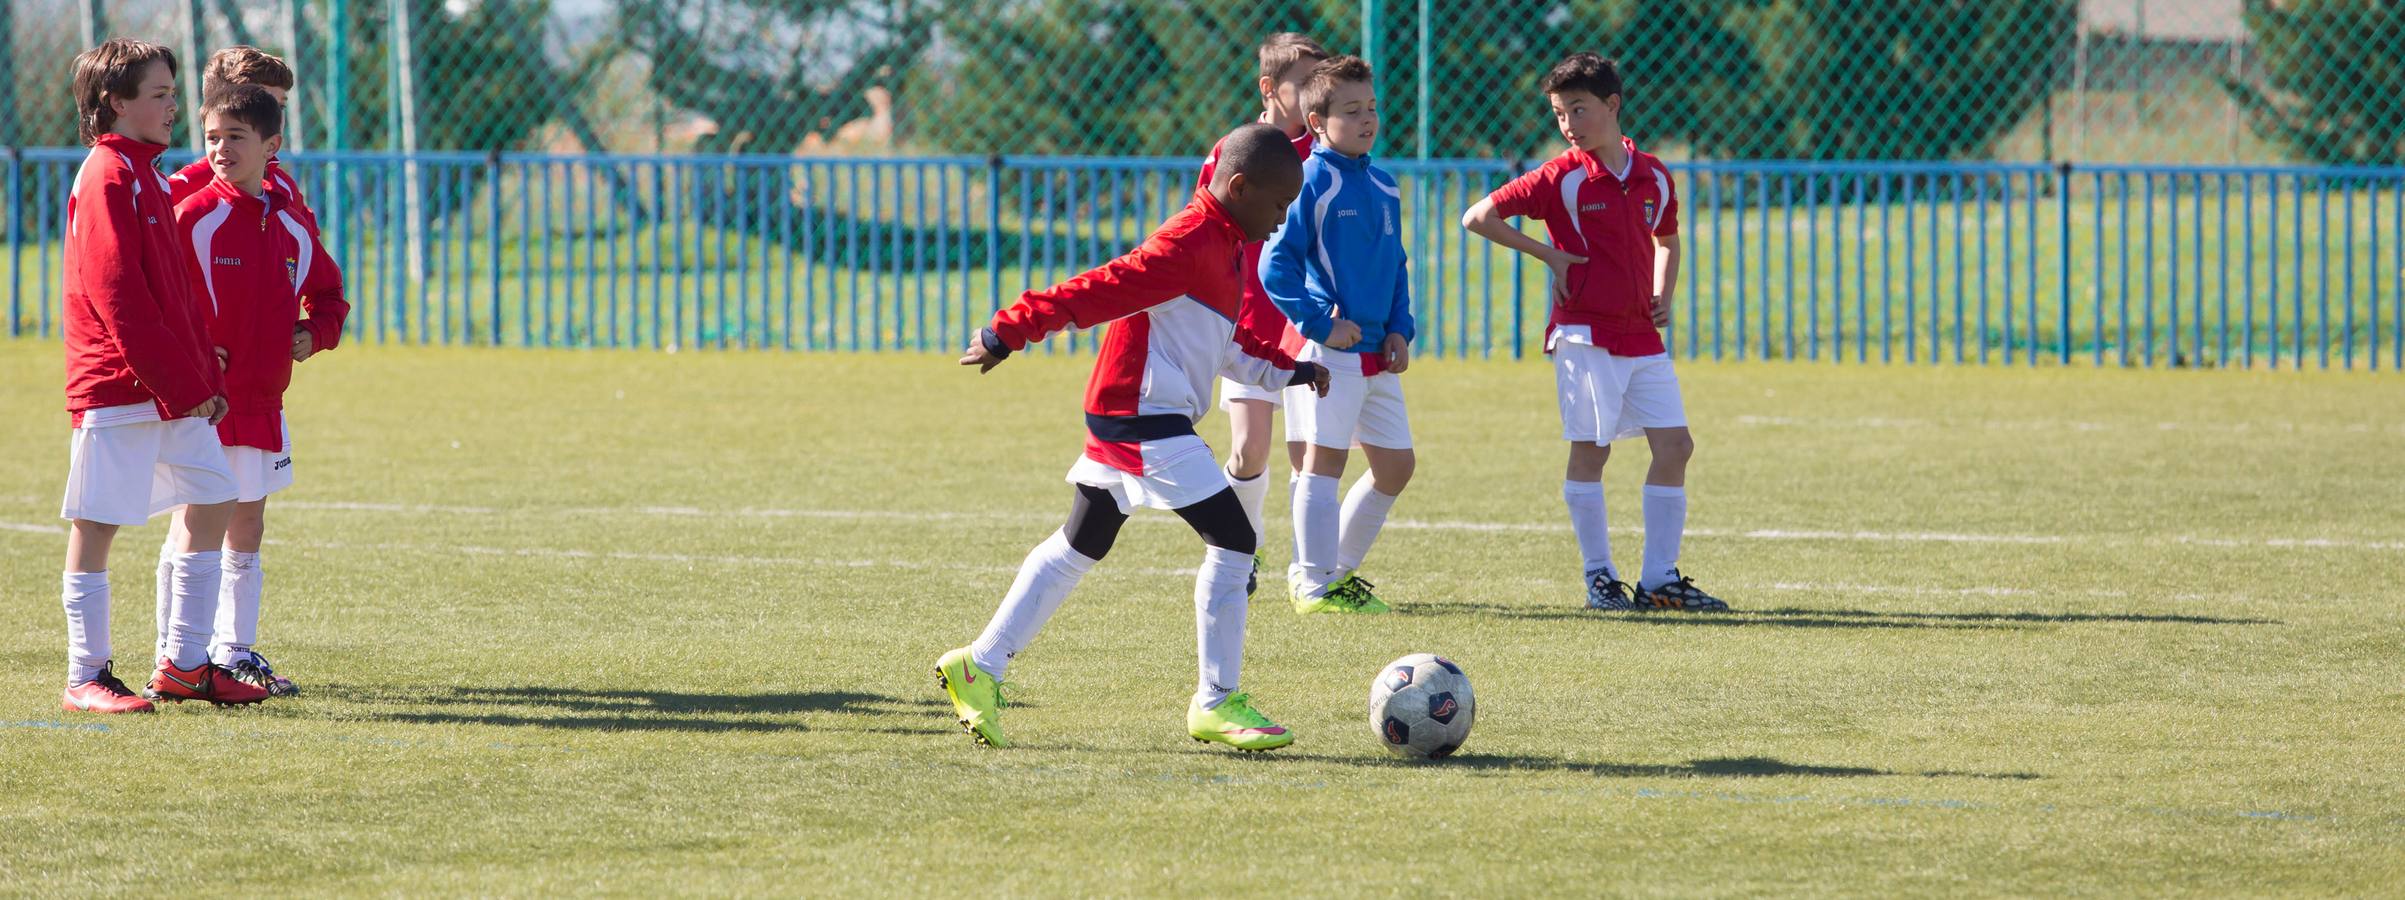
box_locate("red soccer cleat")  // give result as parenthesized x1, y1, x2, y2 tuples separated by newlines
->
(145, 657, 271, 706)
(61, 663, 156, 714)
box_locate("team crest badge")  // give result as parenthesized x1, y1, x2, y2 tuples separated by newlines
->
(1642, 198, 1658, 224)
(286, 256, 300, 287)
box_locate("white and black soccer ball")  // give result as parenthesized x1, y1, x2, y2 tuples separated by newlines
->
(1368, 653, 1474, 759)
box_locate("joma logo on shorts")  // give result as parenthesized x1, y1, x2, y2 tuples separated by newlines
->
(272, 457, 292, 471)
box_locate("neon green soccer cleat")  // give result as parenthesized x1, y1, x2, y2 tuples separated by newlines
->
(1291, 573, 1391, 615)
(1187, 692, 1295, 752)
(933, 647, 1009, 748)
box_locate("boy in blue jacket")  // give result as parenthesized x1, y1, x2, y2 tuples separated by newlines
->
(1260, 55, 1416, 615)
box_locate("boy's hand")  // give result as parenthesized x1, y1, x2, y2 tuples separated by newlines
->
(291, 328, 317, 362)
(183, 396, 227, 426)
(959, 328, 1012, 374)
(1651, 294, 1673, 328)
(1325, 318, 1364, 350)
(1381, 332, 1410, 374)
(959, 342, 1003, 373)
(1543, 248, 1590, 301)
(1288, 362, 1332, 398)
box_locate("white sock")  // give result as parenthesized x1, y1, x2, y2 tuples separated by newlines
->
(1226, 466, 1270, 553)
(166, 551, 224, 670)
(154, 537, 175, 658)
(1289, 473, 1343, 596)
(1193, 545, 1252, 710)
(1289, 471, 1308, 563)
(1563, 479, 1615, 580)
(1336, 477, 1400, 572)
(1641, 484, 1688, 589)
(63, 571, 112, 686)
(968, 531, 1095, 679)
(212, 550, 263, 665)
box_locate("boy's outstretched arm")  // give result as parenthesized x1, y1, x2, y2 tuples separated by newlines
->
(1223, 321, 1331, 398)
(959, 232, 1206, 374)
(1461, 197, 1587, 301)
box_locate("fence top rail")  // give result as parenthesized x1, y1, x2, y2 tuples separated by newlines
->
(1677, 160, 2059, 176)
(9, 146, 2403, 180)
(2068, 161, 2405, 178)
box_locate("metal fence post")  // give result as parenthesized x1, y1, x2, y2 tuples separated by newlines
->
(488, 149, 504, 346)
(2056, 161, 2074, 365)
(6, 146, 18, 339)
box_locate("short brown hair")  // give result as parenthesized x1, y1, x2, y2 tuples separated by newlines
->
(202, 83, 283, 140)
(1542, 53, 1623, 103)
(1301, 55, 1373, 118)
(203, 46, 294, 94)
(73, 39, 178, 146)
(1257, 32, 1330, 83)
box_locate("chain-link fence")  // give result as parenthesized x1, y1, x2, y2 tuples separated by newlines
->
(4, 1, 2399, 164)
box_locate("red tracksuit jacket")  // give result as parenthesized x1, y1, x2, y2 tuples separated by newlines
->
(173, 177, 348, 451)
(986, 189, 1301, 473)
(62, 134, 223, 425)
(170, 156, 313, 225)
(1487, 137, 1681, 356)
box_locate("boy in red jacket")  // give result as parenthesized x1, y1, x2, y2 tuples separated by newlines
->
(1199, 33, 1328, 561)
(1461, 53, 1727, 613)
(57, 39, 269, 713)
(159, 84, 347, 695)
(167, 46, 309, 218)
(934, 124, 1327, 752)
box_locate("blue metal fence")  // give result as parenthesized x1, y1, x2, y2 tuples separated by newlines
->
(7, 148, 2401, 370)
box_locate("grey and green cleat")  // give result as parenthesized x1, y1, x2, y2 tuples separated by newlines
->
(1187, 692, 1294, 752)
(933, 647, 1009, 748)
(1291, 573, 1391, 615)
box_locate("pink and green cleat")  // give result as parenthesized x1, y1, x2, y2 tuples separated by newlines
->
(1187, 692, 1294, 752)
(933, 647, 1009, 748)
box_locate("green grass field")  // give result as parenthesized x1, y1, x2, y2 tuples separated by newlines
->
(3, 338, 2403, 895)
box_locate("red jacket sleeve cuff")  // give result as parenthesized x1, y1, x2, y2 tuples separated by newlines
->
(306, 314, 344, 351)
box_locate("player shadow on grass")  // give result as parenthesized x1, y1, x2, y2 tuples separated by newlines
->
(322, 684, 952, 735)
(1290, 752, 2040, 781)
(1422, 603, 2275, 630)
(1739, 607, 2277, 626)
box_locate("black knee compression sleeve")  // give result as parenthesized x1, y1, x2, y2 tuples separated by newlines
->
(1172, 488, 1256, 555)
(1062, 483, 1130, 560)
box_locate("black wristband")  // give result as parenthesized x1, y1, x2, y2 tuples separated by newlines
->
(979, 327, 1013, 360)
(1286, 362, 1322, 387)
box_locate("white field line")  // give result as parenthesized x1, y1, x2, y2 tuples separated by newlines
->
(0, 520, 2251, 600)
(86, 531, 2159, 599)
(9, 501, 2402, 554)
(257, 500, 2405, 553)
(1732, 414, 2405, 436)
(260, 537, 1202, 580)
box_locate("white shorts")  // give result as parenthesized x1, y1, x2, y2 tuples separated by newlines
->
(1219, 376, 1286, 408)
(1554, 341, 1686, 444)
(59, 414, 238, 526)
(1284, 349, 1412, 450)
(224, 421, 296, 503)
(1066, 433, 1231, 515)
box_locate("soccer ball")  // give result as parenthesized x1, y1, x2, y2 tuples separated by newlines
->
(1368, 653, 1474, 759)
